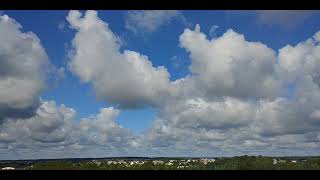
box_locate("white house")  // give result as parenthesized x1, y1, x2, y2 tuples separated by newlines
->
(200, 158, 215, 165)
(165, 162, 174, 166)
(1, 167, 15, 170)
(273, 159, 277, 164)
(273, 159, 286, 164)
(152, 160, 164, 165)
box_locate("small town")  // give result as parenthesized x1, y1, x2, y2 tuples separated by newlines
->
(1, 156, 318, 170)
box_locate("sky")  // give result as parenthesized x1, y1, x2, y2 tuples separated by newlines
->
(1, 10, 320, 159)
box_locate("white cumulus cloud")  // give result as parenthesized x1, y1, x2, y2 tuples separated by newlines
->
(67, 10, 171, 108)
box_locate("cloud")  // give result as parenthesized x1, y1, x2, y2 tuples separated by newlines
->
(57, 21, 66, 31)
(0, 100, 76, 144)
(65, 11, 320, 156)
(143, 25, 320, 156)
(278, 33, 320, 84)
(0, 100, 137, 159)
(125, 10, 187, 34)
(0, 14, 51, 121)
(0, 12, 138, 159)
(78, 107, 133, 147)
(67, 10, 171, 108)
(209, 25, 219, 38)
(179, 24, 282, 100)
(256, 10, 317, 28)
(144, 97, 320, 156)
(3, 11, 320, 158)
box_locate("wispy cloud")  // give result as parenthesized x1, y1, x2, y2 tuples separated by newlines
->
(125, 10, 189, 35)
(256, 10, 317, 28)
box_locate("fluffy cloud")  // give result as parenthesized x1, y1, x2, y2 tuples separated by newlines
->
(142, 25, 320, 156)
(159, 97, 255, 130)
(278, 33, 320, 84)
(78, 107, 133, 147)
(125, 10, 187, 34)
(0, 14, 51, 122)
(0, 101, 76, 145)
(67, 10, 171, 108)
(144, 96, 320, 156)
(0, 100, 137, 159)
(0, 13, 137, 159)
(179, 25, 282, 99)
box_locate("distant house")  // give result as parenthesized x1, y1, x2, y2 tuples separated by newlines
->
(273, 158, 286, 164)
(279, 159, 286, 163)
(129, 161, 143, 165)
(1, 167, 15, 170)
(291, 160, 297, 163)
(107, 160, 117, 165)
(200, 158, 215, 165)
(92, 160, 101, 166)
(118, 160, 127, 165)
(273, 159, 277, 165)
(179, 161, 188, 165)
(152, 160, 164, 165)
(165, 162, 174, 166)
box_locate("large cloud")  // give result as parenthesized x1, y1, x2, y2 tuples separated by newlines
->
(65, 11, 320, 156)
(179, 25, 282, 100)
(0, 14, 50, 121)
(142, 27, 320, 156)
(0, 100, 137, 159)
(0, 12, 137, 159)
(143, 96, 320, 156)
(67, 10, 171, 108)
(0, 101, 76, 144)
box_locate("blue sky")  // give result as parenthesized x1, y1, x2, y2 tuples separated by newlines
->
(4, 10, 320, 134)
(2, 10, 320, 159)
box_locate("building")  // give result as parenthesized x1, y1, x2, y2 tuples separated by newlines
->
(1, 167, 15, 170)
(165, 162, 174, 166)
(92, 160, 101, 166)
(273, 158, 286, 164)
(153, 160, 164, 165)
(273, 159, 277, 165)
(129, 161, 144, 165)
(107, 160, 117, 165)
(200, 158, 215, 165)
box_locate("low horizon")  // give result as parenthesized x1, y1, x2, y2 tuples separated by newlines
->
(2, 155, 320, 162)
